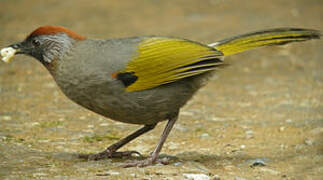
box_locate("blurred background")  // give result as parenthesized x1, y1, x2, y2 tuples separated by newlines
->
(0, 0, 322, 179)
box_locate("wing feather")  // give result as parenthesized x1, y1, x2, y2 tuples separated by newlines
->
(120, 37, 223, 92)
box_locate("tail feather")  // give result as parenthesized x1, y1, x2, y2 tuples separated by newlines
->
(209, 28, 321, 56)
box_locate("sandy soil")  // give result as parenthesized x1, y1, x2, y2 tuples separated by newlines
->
(0, 0, 322, 179)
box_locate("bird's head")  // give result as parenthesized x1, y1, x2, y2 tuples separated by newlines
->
(1, 26, 86, 66)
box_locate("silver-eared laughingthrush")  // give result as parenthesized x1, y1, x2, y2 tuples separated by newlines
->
(1, 26, 320, 167)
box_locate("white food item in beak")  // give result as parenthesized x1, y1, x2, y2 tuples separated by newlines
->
(1, 47, 17, 63)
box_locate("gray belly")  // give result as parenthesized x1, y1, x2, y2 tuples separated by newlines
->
(56, 76, 202, 125)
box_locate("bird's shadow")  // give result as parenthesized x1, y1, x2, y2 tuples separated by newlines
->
(50, 150, 261, 168)
(3, 145, 312, 170)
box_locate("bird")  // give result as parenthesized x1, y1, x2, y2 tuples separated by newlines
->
(1, 26, 320, 167)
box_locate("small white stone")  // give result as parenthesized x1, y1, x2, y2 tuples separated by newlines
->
(279, 126, 285, 132)
(38, 139, 50, 143)
(305, 139, 314, 146)
(200, 133, 210, 139)
(99, 123, 110, 127)
(245, 130, 254, 139)
(2, 115, 12, 121)
(31, 122, 40, 126)
(109, 171, 120, 175)
(285, 119, 293, 123)
(183, 173, 210, 180)
(240, 144, 246, 149)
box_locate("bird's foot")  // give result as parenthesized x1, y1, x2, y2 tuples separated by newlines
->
(123, 157, 170, 168)
(79, 149, 142, 161)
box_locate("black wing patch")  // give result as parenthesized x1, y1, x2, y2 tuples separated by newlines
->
(116, 72, 138, 87)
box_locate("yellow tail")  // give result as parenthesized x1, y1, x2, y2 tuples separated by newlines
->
(211, 28, 321, 56)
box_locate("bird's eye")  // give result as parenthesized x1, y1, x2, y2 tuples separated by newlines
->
(32, 39, 41, 47)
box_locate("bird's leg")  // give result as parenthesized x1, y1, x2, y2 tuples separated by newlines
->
(79, 124, 156, 160)
(124, 114, 178, 167)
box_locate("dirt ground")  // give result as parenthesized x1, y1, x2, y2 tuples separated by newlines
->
(0, 0, 322, 179)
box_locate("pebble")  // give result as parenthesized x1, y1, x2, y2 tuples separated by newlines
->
(279, 127, 285, 132)
(245, 130, 254, 139)
(0, 136, 7, 141)
(183, 173, 210, 180)
(304, 139, 314, 146)
(98, 117, 104, 121)
(108, 171, 120, 176)
(31, 122, 40, 126)
(285, 119, 293, 123)
(99, 123, 109, 127)
(38, 139, 50, 143)
(211, 117, 236, 122)
(280, 144, 288, 149)
(249, 158, 267, 167)
(1, 115, 12, 121)
(224, 165, 234, 170)
(200, 133, 210, 139)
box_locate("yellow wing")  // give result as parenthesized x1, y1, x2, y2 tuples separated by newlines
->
(119, 37, 223, 92)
